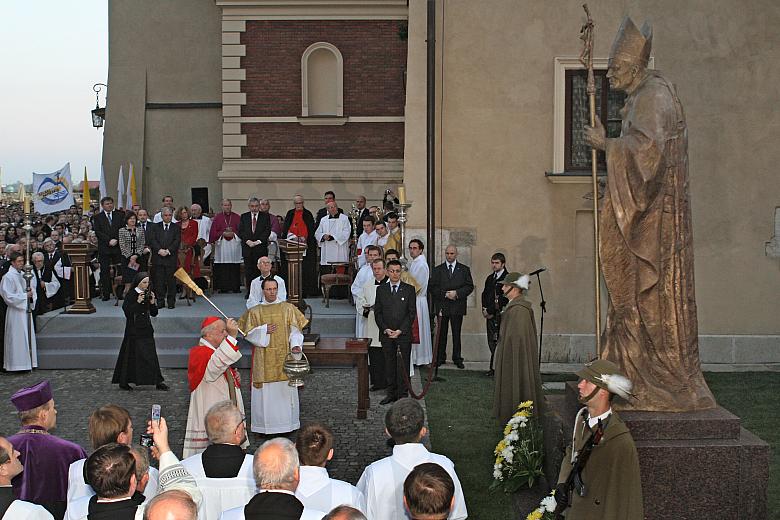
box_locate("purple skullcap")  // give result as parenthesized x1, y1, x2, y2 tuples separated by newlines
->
(10, 380, 53, 412)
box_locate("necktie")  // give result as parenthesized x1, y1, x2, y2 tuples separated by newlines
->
(252, 214, 257, 233)
(164, 224, 169, 232)
(107, 212, 112, 225)
(449, 264, 454, 277)
(392, 285, 398, 294)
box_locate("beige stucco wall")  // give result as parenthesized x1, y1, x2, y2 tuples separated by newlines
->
(103, 0, 223, 212)
(401, 0, 780, 362)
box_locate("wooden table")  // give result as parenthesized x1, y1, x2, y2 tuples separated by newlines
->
(303, 337, 369, 419)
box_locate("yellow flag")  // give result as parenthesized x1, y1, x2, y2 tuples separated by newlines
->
(82, 167, 91, 213)
(128, 162, 137, 207)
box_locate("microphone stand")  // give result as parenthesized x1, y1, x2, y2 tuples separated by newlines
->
(535, 270, 547, 371)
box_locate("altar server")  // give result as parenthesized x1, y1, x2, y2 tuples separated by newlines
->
(1, 251, 37, 371)
(407, 239, 433, 366)
(357, 399, 467, 520)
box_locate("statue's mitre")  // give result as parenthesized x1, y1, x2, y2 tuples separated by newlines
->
(610, 16, 652, 65)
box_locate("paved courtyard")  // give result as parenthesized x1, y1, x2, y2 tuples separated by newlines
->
(0, 366, 427, 484)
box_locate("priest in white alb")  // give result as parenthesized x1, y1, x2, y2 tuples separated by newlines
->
(1, 252, 37, 372)
(408, 239, 433, 366)
(183, 316, 248, 458)
(314, 201, 351, 267)
(238, 278, 309, 434)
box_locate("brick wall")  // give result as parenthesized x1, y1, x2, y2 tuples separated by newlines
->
(242, 122, 404, 159)
(241, 20, 407, 117)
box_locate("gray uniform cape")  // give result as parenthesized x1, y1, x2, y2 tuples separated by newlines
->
(491, 296, 544, 423)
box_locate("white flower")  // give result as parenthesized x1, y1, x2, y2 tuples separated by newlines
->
(493, 469, 502, 479)
(506, 431, 519, 442)
(541, 495, 557, 512)
(519, 421, 527, 428)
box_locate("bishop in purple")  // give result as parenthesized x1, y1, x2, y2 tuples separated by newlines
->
(8, 380, 87, 520)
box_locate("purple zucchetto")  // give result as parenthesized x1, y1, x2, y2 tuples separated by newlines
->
(10, 380, 53, 412)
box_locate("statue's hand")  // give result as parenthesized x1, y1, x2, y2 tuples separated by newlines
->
(583, 115, 606, 151)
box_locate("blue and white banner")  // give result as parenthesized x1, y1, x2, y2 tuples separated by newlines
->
(33, 163, 75, 214)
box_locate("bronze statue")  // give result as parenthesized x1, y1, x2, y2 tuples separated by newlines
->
(583, 17, 716, 412)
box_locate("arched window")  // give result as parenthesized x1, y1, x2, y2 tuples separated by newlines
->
(301, 42, 343, 117)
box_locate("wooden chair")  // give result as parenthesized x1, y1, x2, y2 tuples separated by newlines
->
(111, 263, 124, 306)
(198, 246, 213, 296)
(176, 246, 195, 306)
(319, 242, 356, 308)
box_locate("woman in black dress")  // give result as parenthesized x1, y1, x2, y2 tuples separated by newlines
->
(112, 271, 168, 391)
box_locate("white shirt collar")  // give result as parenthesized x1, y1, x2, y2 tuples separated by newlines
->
(297, 466, 330, 497)
(258, 489, 295, 496)
(588, 407, 612, 429)
(198, 337, 218, 350)
(495, 268, 505, 278)
(261, 298, 281, 305)
(446, 260, 457, 268)
(391, 443, 431, 470)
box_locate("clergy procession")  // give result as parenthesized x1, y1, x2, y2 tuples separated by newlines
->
(1, 2, 776, 519)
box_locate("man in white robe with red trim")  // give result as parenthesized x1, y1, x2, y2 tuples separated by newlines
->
(183, 316, 248, 458)
(238, 278, 308, 435)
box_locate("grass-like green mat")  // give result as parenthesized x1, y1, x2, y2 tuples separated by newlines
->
(423, 370, 779, 520)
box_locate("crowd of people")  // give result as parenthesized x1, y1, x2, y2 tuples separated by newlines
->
(0, 378, 467, 520)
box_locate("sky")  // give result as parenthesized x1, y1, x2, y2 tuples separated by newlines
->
(0, 1, 108, 186)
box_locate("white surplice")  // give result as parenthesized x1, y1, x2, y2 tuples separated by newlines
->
(246, 300, 303, 434)
(295, 466, 366, 514)
(1, 267, 37, 371)
(408, 254, 433, 365)
(246, 275, 287, 309)
(213, 237, 242, 265)
(195, 215, 213, 259)
(183, 337, 247, 459)
(181, 452, 256, 520)
(314, 214, 351, 265)
(355, 230, 378, 268)
(350, 264, 373, 338)
(355, 278, 385, 348)
(357, 443, 468, 520)
(2, 500, 54, 520)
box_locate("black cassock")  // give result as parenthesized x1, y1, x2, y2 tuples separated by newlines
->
(112, 291, 164, 386)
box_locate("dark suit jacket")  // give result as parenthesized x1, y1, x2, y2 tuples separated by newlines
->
(374, 281, 417, 339)
(237, 212, 271, 257)
(202, 443, 245, 478)
(147, 221, 181, 267)
(482, 269, 509, 315)
(429, 261, 474, 316)
(91, 210, 125, 252)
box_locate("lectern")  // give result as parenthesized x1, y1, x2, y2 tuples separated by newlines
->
(62, 242, 97, 314)
(278, 238, 307, 309)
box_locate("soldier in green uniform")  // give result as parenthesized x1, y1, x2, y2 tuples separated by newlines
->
(555, 359, 643, 519)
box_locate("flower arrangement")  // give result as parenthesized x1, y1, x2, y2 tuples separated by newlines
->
(526, 490, 558, 520)
(489, 400, 544, 493)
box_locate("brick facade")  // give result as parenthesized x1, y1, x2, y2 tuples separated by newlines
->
(240, 20, 407, 159)
(242, 122, 404, 159)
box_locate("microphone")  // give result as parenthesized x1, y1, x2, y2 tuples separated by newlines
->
(529, 267, 547, 276)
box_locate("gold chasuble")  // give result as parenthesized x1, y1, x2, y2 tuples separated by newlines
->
(239, 302, 308, 389)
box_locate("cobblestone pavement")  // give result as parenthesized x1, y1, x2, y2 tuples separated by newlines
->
(0, 367, 427, 484)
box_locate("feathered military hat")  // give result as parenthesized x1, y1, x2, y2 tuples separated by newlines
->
(496, 272, 530, 290)
(610, 16, 653, 66)
(577, 359, 636, 400)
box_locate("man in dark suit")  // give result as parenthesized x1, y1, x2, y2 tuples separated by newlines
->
(91, 196, 125, 301)
(237, 197, 271, 297)
(354, 195, 370, 238)
(42, 238, 70, 309)
(374, 259, 417, 405)
(429, 245, 474, 369)
(481, 252, 509, 377)
(148, 207, 181, 309)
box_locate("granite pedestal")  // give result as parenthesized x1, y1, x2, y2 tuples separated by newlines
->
(560, 382, 769, 520)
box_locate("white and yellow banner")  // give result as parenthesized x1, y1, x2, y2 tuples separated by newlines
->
(33, 162, 75, 214)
